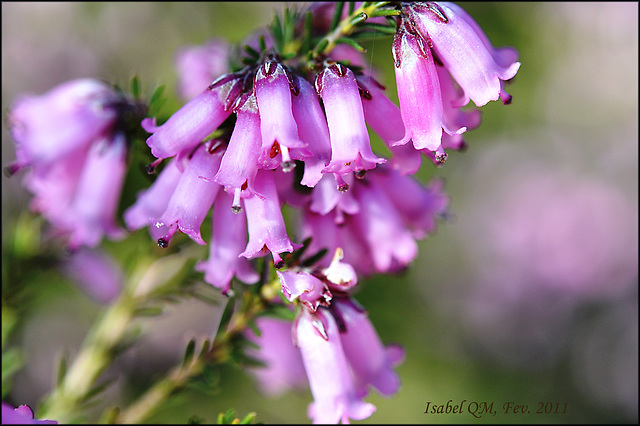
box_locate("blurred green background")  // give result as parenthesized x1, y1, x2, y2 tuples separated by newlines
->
(2, 2, 638, 424)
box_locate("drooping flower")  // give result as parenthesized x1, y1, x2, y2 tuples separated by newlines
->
(332, 297, 405, 398)
(56, 134, 128, 250)
(254, 59, 309, 171)
(195, 189, 259, 294)
(244, 316, 308, 397)
(316, 62, 385, 177)
(153, 141, 224, 247)
(142, 74, 239, 159)
(290, 74, 332, 188)
(213, 94, 262, 208)
(295, 307, 376, 424)
(406, 2, 521, 107)
(7, 78, 118, 171)
(240, 169, 295, 267)
(392, 23, 465, 157)
(124, 158, 184, 234)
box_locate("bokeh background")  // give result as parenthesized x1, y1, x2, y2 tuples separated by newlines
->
(2, 2, 637, 424)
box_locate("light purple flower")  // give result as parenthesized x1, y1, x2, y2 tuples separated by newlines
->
(123, 158, 183, 232)
(308, 173, 359, 223)
(213, 95, 262, 206)
(154, 142, 223, 247)
(254, 60, 308, 171)
(333, 298, 405, 397)
(60, 247, 123, 304)
(316, 62, 385, 176)
(290, 74, 332, 188)
(8, 78, 118, 170)
(1, 403, 57, 425)
(195, 190, 259, 294)
(240, 170, 295, 267)
(244, 316, 308, 397)
(300, 209, 373, 274)
(295, 308, 376, 424)
(392, 26, 465, 155)
(351, 179, 418, 273)
(369, 167, 449, 239)
(57, 134, 128, 250)
(407, 2, 521, 107)
(174, 39, 231, 100)
(22, 145, 88, 226)
(142, 75, 238, 159)
(277, 270, 329, 312)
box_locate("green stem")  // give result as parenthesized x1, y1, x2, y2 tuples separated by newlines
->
(38, 290, 136, 423)
(310, 1, 394, 60)
(113, 278, 279, 424)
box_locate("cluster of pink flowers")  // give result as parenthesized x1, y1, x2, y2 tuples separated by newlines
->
(5, 2, 519, 423)
(6, 79, 144, 250)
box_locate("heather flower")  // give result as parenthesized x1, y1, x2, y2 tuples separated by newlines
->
(142, 75, 238, 159)
(22, 145, 89, 227)
(392, 25, 465, 156)
(195, 190, 259, 294)
(1, 403, 57, 425)
(290, 74, 332, 188)
(153, 142, 224, 247)
(240, 169, 295, 267)
(332, 297, 405, 397)
(213, 95, 262, 206)
(174, 39, 231, 100)
(254, 59, 309, 171)
(244, 316, 308, 397)
(300, 209, 372, 273)
(407, 2, 521, 107)
(7, 79, 118, 171)
(60, 247, 123, 304)
(57, 134, 128, 250)
(368, 167, 449, 239)
(351, 179, 418, 273)
(295, 308, 376, 424)
(123, 158, 183, 233)
(278, 270, 330, 312)
(316, 62, 385, 176)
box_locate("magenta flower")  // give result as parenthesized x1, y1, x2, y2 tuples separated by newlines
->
(295, 308, 376, 424)
(60, 247, 123, 304)
(240, 170, 295, 267)
(195, 190, 259, 294)
(1, 403, 57, 425)
(8, 78, 118, 170)
(142, 75, 238, 159)
(254, 60, 308, 171)
(154, 142, 224, 246)
(333, 298, 405, 397)
(316, 62, 385, 176)
(22, 145, 88, 227)
(244, 316, 308, 397)
(123, 158, 183, 233)
(277, 270, 330, 312)
(369, 167, 449, 239)
(290, 74, 332, 188)
(392, 26, 465, 155)
(407, 2, 521, 107)
(174, 39, 231, 100)
(214, 95, 262, 206)
(56, 134, 128, 250)
(351, 179, 418, 273)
